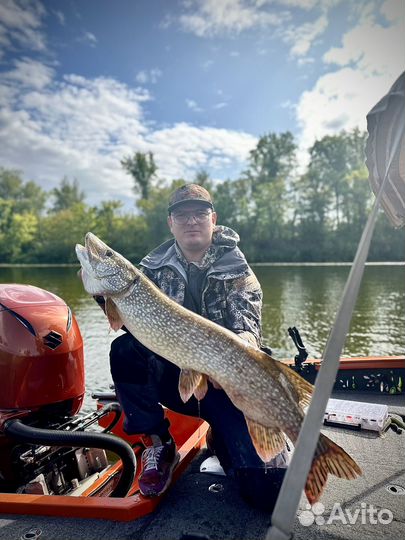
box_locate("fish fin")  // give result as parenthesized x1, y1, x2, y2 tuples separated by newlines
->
(194, 375, 209, 400)
(105, 297, 123, 331)
(305, 433, 362, 504)
(178, 369, 205, 403)
(245, 418, 286, 462)
(277, 361, 314, 408)
(209, 377, 222, 390)
(254, 350, 313, 408)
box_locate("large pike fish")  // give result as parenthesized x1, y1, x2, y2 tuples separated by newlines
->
(76, 232, 361, 503)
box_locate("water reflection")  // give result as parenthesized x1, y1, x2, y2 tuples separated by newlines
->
(1, 265, 404, 412)
(255, 265, 405, 359)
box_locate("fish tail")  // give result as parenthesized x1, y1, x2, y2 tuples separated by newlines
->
(305, 433, 362, 504)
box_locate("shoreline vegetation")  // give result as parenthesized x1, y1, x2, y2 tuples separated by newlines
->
(1, 130, 404, 265)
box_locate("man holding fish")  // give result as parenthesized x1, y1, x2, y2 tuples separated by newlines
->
(102, 184, 289, 509)
(79, 184, 360, 510)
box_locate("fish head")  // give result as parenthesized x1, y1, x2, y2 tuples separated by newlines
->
(76, 232, 139, 296)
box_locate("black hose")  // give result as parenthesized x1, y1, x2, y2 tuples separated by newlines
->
(99, 402, 122, 434)
(4, 419, 136, 498)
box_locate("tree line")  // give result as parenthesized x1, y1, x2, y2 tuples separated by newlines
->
(0, 129, 403, 264)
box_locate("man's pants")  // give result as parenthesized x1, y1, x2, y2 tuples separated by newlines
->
(110, 332, 287, 510)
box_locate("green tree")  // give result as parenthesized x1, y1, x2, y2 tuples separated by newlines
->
(7, 213, 39, 262)
(91, 200, 149, 261)
(51, 177, 85, 212)
(0, 199, 14, 262)
(246, 132, 297, 188)
(370, 212, 405, 261)
(138, 179, 184, 249)
(213, 178, 250, 229)
(342, 166, 372, 229)
(306, 130, 367, 228)
(36, 203, 96, 262)
(121, 151, 157, 200)
(296, 169, 330, 227)
(0, 201, 39, 263)
(295, 130, 369, 261)
(0, 168, 47, 214)
(19, 181, 47, 214)
(94, 200, 123, 242)
(104, 215, 150, 263)
(0, 169, 45, 262)
(243, 132, 297, 259)
(0, 168, 22, 199)
(194, 170, 212, 190)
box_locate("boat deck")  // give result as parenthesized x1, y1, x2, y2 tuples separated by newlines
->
(0, 392, 404, 540)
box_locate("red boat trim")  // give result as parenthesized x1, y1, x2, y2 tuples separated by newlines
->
(284, 355, 405, 371)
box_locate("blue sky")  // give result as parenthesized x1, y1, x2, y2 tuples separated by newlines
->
(0, 0, 403, 208)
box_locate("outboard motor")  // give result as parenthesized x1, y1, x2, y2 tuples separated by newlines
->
(0, 284, 135, 497)
(0, 283, 85, 416)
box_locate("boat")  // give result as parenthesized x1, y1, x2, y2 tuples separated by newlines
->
(0, 283, 404, 540)
(285, 326, 405, 395)
(0, 283, 208, 522)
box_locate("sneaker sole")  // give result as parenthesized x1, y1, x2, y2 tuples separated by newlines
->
(139, 451, 180, 498)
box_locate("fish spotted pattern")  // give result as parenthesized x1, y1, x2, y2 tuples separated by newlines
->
(76, 232, 362, 503)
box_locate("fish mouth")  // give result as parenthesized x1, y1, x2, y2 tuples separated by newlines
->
(76, 233, 119, 279)
(85, 232, 106, 262)
(75, 243, 97, 283)
(75, 243, 89, 266)
(75, 233, 103, 267)
(75, 238, 101, 267)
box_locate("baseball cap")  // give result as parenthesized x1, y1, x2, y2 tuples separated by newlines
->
(168, 184, 214, 213)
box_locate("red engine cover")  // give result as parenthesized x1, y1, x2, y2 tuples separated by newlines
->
(0, 284, 85, 414)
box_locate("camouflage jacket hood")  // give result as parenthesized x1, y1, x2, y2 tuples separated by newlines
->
(140, 226, 262, 347)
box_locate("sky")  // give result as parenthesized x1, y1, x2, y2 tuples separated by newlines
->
(0, 0, 404, 209)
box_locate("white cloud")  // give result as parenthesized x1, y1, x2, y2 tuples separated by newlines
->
(177, 0, 288, 37)
(0, 62, 257, 207)
(186, 98, 203, 112)
(147, 123, 257, 180)
(53, 10, 65, 26)
(78, 31, 98, 47)
(174, 0, 332, 63)
(323, 11, 403, 75)
(295, 1, 405, 160)
(135, 70, 148, 84)
(269, 0, 323, 9)
(297, 56, 315, 66)
(380, 0, 403, 22)
(0, 58, 55, 89)
(285, 14, 328, 57)
(0, 69, 151, 205)
(0, 0, 46, 56)
(213, 102, 228, 109)
(135, 68, 162, 85)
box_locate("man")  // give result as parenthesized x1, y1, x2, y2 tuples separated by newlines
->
(108, 184, 288, 510)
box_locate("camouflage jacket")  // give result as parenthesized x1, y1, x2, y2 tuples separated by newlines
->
(140, 226, 263, 347)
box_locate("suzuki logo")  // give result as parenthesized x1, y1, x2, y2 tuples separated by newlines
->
(43, 331, 63, 350)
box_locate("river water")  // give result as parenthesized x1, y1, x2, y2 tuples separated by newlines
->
(1, 264, 404, 412)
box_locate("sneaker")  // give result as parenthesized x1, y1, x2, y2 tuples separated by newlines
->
(139, 435, 180, 497)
